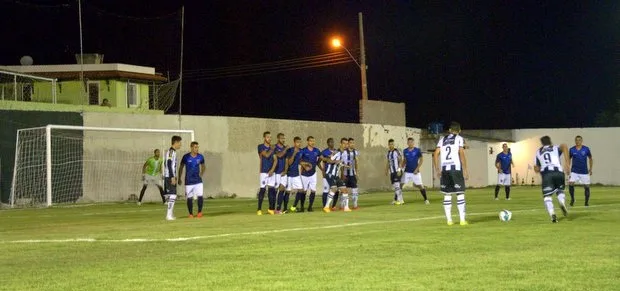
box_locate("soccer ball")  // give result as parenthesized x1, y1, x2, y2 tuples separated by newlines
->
(499, 210, 512, 222)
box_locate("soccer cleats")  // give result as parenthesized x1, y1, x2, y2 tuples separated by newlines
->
(196, 212, 203, 218)
(551, 214, 558, 223)
(447, 221, 454, 226)
(257, 210, 263, 216)
(460, 221, 469, 226)
(323, 207, 331, 213)
(267, 210, 275, 215)
(166, 216, 176, 221)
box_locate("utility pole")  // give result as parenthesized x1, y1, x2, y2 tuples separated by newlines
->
(358, 12, 368, 122)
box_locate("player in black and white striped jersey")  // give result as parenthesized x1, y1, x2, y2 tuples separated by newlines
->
(433, 122, 469, 226)
(385, 139, 403, 205)
(343, 138, 360, 209)
(323, 138, 351, 212)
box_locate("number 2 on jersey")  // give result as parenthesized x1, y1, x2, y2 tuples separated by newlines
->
(444, 146, 452, 160)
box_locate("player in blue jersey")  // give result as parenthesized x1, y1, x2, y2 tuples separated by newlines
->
(295, 136, 321, 212)
(257, 131, 277, 215)
(164, 136, 182, 220)
(178, 142, 206, 218)
(568, 136, 594, 206)
(279, 137, 303, 213)
(400, 137, 429, 204)
(494, 143, 514, 200)
(273, 133, 289, 214)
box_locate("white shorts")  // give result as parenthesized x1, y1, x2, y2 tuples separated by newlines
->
(287, 176, 303, 191)
(401, 172, 423, 186)
(322, 178, 329, 193)
(276, 174, 287, 187)
(185, 183, 203, 198)
(259, 173, 276, 188)
(301, 173, 317, 192)
(569, 173, 591, 185)
(497, 173, 511, 186)
(143, 174, 162, 186)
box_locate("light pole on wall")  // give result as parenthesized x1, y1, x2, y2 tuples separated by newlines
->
(330, 12, 368, 122)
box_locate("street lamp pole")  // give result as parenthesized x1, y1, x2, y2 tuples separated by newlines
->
(358, 12, 368, 103)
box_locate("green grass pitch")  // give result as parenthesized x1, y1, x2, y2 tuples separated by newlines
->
(1, 187, 619, 291)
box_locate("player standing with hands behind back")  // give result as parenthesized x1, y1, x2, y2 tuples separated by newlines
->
(433, 122, 469, 226)
(164, 136, 182, 221)
(178, 142, 206, 218)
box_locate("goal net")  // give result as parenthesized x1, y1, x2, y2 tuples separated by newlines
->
(10, 125, 194, 208)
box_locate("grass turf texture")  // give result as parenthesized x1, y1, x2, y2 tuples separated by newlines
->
(1, 187, 619, 291)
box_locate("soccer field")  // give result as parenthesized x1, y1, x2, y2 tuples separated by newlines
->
(1, 187, 619, 291)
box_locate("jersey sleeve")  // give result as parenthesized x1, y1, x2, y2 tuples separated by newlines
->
(587, 147, 592, 157)
(457, 136, 464, 148)
(331, 151, 341, 161)
(200, 154, 205, 164)
(495, 154, 501, 163)
(436, 137, 443, 148)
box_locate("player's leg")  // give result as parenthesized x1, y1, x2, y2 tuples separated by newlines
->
(413, 173, 429, 204)
(331, 190, 340, 210)
(293, 177, 305, 210)
(440, 171, 453, 225)
(541, 173, 558, 222)
(165, 178, 177, 220)
(266, 175, 277, 215)
(349, 176, 360, 209)
(276, 177, 287, 213)
(307, 174, 317, 212)
(568, 173, 577, 206)
(322, 178, 329, 207)
(196, 183, 204, 217)
(186, 185, 195, 217)
(452, 171, 467, 225)
(323, 176, 337, 212)
(581, 174, 591, 206)
(156, 184, 166, 204)
(257, 173, 268, 215)
(504, 174, 511, 200)
(494, 174, 501, 200)
(554, 173, 568, 217)
(138, 176, 148, 205)
(336, 185, 351, 212)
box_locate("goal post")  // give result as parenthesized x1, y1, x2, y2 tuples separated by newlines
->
(10, 125, 195, 208)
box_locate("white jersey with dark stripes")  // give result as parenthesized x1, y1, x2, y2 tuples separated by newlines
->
(325, 150, 345, 176)
(436, 134, 464, 171)
(535, 145, 563, 173)
(387, 149, 401, 174)
(344, 149, 359, 176)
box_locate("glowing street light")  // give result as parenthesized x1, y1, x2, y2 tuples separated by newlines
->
(329, 12, 369, 114)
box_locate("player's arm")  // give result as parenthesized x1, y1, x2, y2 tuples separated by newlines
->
(560, 144, 570, 173)
(177, 159, 185, 185)
(142, 160, 149, 174)
(415, 155, 423, 174)
(385, 159, 389, 176)
(433, 147, 441, 177)
(588, 150, 593, 175)
(259, 146, 276, 158)
(200, 157, 206, 177)
(495, 155, 501, 172)
(276, 147, 288, 158)
(268, 155, 277, 175)
(459, 146, 468, 180)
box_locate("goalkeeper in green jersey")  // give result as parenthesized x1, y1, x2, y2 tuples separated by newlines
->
(138, 149, 166, 205)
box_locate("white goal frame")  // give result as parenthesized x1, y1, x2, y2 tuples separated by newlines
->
(10, 124, 195, 207)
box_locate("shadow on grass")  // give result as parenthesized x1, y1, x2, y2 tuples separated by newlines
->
(470, 214, 500, 224)
(565, 211, 592, 221)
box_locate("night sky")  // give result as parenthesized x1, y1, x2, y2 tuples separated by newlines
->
(2, 1, 618, 129)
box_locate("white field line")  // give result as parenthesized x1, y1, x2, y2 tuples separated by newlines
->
(1, 204, 616, 244)
(0, 204, 242, 218)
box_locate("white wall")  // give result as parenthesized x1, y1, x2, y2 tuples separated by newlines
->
(511, 128, 619, 185)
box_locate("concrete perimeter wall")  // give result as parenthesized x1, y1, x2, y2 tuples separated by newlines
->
(83, 112, 426, 200)
(81, 113, 620, 201)
(510, 128, 620, 186)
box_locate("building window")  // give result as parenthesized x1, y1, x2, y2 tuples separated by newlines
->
(88, 82, 100, 105)
(127, 83, 138, 108)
